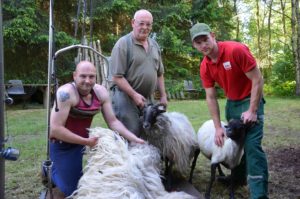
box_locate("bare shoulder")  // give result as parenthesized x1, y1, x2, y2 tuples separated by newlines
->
(56, 84, 77, 104)
(93, 84, 110, 102)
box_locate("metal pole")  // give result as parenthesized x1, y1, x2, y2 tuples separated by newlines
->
(45, 0, 54, 198)
(47, 0, 54, 161)
(0, 0, 5, 198)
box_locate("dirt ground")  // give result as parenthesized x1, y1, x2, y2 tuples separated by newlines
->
(191, 146, 300, 199)
(267, 147, 300, 199)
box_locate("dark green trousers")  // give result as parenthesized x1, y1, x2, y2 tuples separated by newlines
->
(226, 97, 269, 199)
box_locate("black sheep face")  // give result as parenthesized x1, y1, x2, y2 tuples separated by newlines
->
(142, 103, 166, 130)
(225, 119, 246, 141)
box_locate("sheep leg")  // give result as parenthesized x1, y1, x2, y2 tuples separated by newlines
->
(164, 157, 169, 177)
(229, 169, 235, 199)
(188, 148, 200, 183)
(164, 157, 173, 191)
(205, 163, 217, 199)
(217, 164, 225, 176)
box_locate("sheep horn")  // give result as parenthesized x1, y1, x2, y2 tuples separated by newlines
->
(155, 103, 166, 113)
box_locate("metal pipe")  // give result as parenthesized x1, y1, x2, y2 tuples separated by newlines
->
(53, 44, 110, 81)
(46, 0, 54, 198)
(0, 1, 5, 198)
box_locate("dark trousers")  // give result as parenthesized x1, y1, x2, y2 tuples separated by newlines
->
(226, 97, 269, 199)
(111, 86, 153, 137)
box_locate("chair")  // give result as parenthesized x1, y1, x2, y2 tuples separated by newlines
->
(6, 80, 26, 95)
(184, 80, 197, 92)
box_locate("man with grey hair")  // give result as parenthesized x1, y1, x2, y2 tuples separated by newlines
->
(110, 9, 167, 137)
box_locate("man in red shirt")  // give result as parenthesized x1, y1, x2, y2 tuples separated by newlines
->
(190, 23, 268, 198)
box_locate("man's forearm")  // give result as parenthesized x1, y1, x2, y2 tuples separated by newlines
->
(249, 76, 263, 113)
(113, 76, 137, 98)
(157, 75, 167, 97)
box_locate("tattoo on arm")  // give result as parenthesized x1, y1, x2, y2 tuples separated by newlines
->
(58, 91, 70, 102)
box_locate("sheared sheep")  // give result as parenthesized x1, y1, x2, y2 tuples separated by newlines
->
(68, 127, 197, 199)
(142, 103, 200, 189)
(197, 119, 248, 199)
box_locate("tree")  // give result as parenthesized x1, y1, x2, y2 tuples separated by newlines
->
(3, 0, 75, 83)
(291, 0, 300, 95)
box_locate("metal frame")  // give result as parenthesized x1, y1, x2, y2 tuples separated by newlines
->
(0, 1, 5, 197)
(43, 1, 109, 198)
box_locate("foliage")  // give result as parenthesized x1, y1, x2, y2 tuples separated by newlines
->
(2, 0, 76, 84)
(2, 0, 299, 96)
(264, 81, 296, 97)
(263, 48, 296, 96)
(272, 48, 294, 82)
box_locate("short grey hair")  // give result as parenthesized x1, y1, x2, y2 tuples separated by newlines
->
(133, 9, 152, 20)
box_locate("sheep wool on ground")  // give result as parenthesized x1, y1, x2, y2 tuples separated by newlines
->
(67, 127, 196, 199)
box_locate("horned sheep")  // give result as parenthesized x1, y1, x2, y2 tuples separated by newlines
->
(142, 103, 200, 189)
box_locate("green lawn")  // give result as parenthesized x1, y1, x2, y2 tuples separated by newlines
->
(4, 97, 300, 199)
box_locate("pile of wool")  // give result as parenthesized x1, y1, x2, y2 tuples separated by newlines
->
(68, 127, 196, 199)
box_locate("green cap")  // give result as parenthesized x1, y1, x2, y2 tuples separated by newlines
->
(190, 23, 211, 41)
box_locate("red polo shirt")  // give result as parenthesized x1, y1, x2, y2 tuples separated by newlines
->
(200, 41, 257, 100)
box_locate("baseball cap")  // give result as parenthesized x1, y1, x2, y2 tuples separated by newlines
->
(190, 23, 211, 41)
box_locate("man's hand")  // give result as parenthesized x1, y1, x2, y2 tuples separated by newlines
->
(133, 137, 145, 144)
(160, 95, 168, 106)
(132, 92, 146, 108)
(215, 126, 225, 147)
(241, 110, 257, 124)
(86, 137, 99, 148)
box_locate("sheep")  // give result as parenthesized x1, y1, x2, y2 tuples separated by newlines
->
(197, 119, 248, 199)
(141, 103, 200, 190)
(68, 127, 197, 199)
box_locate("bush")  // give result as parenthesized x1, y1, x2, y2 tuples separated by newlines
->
(264, 81, 296, 96)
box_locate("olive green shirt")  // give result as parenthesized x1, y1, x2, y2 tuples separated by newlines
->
(111, 32, 164, 98)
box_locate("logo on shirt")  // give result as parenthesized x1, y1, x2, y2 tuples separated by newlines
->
(223, 61, 232, 70)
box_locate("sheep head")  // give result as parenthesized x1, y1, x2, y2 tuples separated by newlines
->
(142, 103, 166, 130)
(224, 119, 247, 143)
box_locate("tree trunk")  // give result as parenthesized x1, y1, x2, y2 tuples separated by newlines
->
(256, 0, 262, 72)
(291, 0, 300, 95)
(233, 0, 240, 40)
(280, 0, 287, 42)
(267, 0, 273, 82)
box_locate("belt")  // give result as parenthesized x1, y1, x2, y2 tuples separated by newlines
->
(50, 139, 64, 144)
(227, 94, 251, 102)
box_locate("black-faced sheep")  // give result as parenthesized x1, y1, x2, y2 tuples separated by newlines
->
(197, 119, 248, 199)
(142, 103, 200, 189)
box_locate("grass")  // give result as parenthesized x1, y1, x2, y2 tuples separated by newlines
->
(3, 97, 300, 199)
